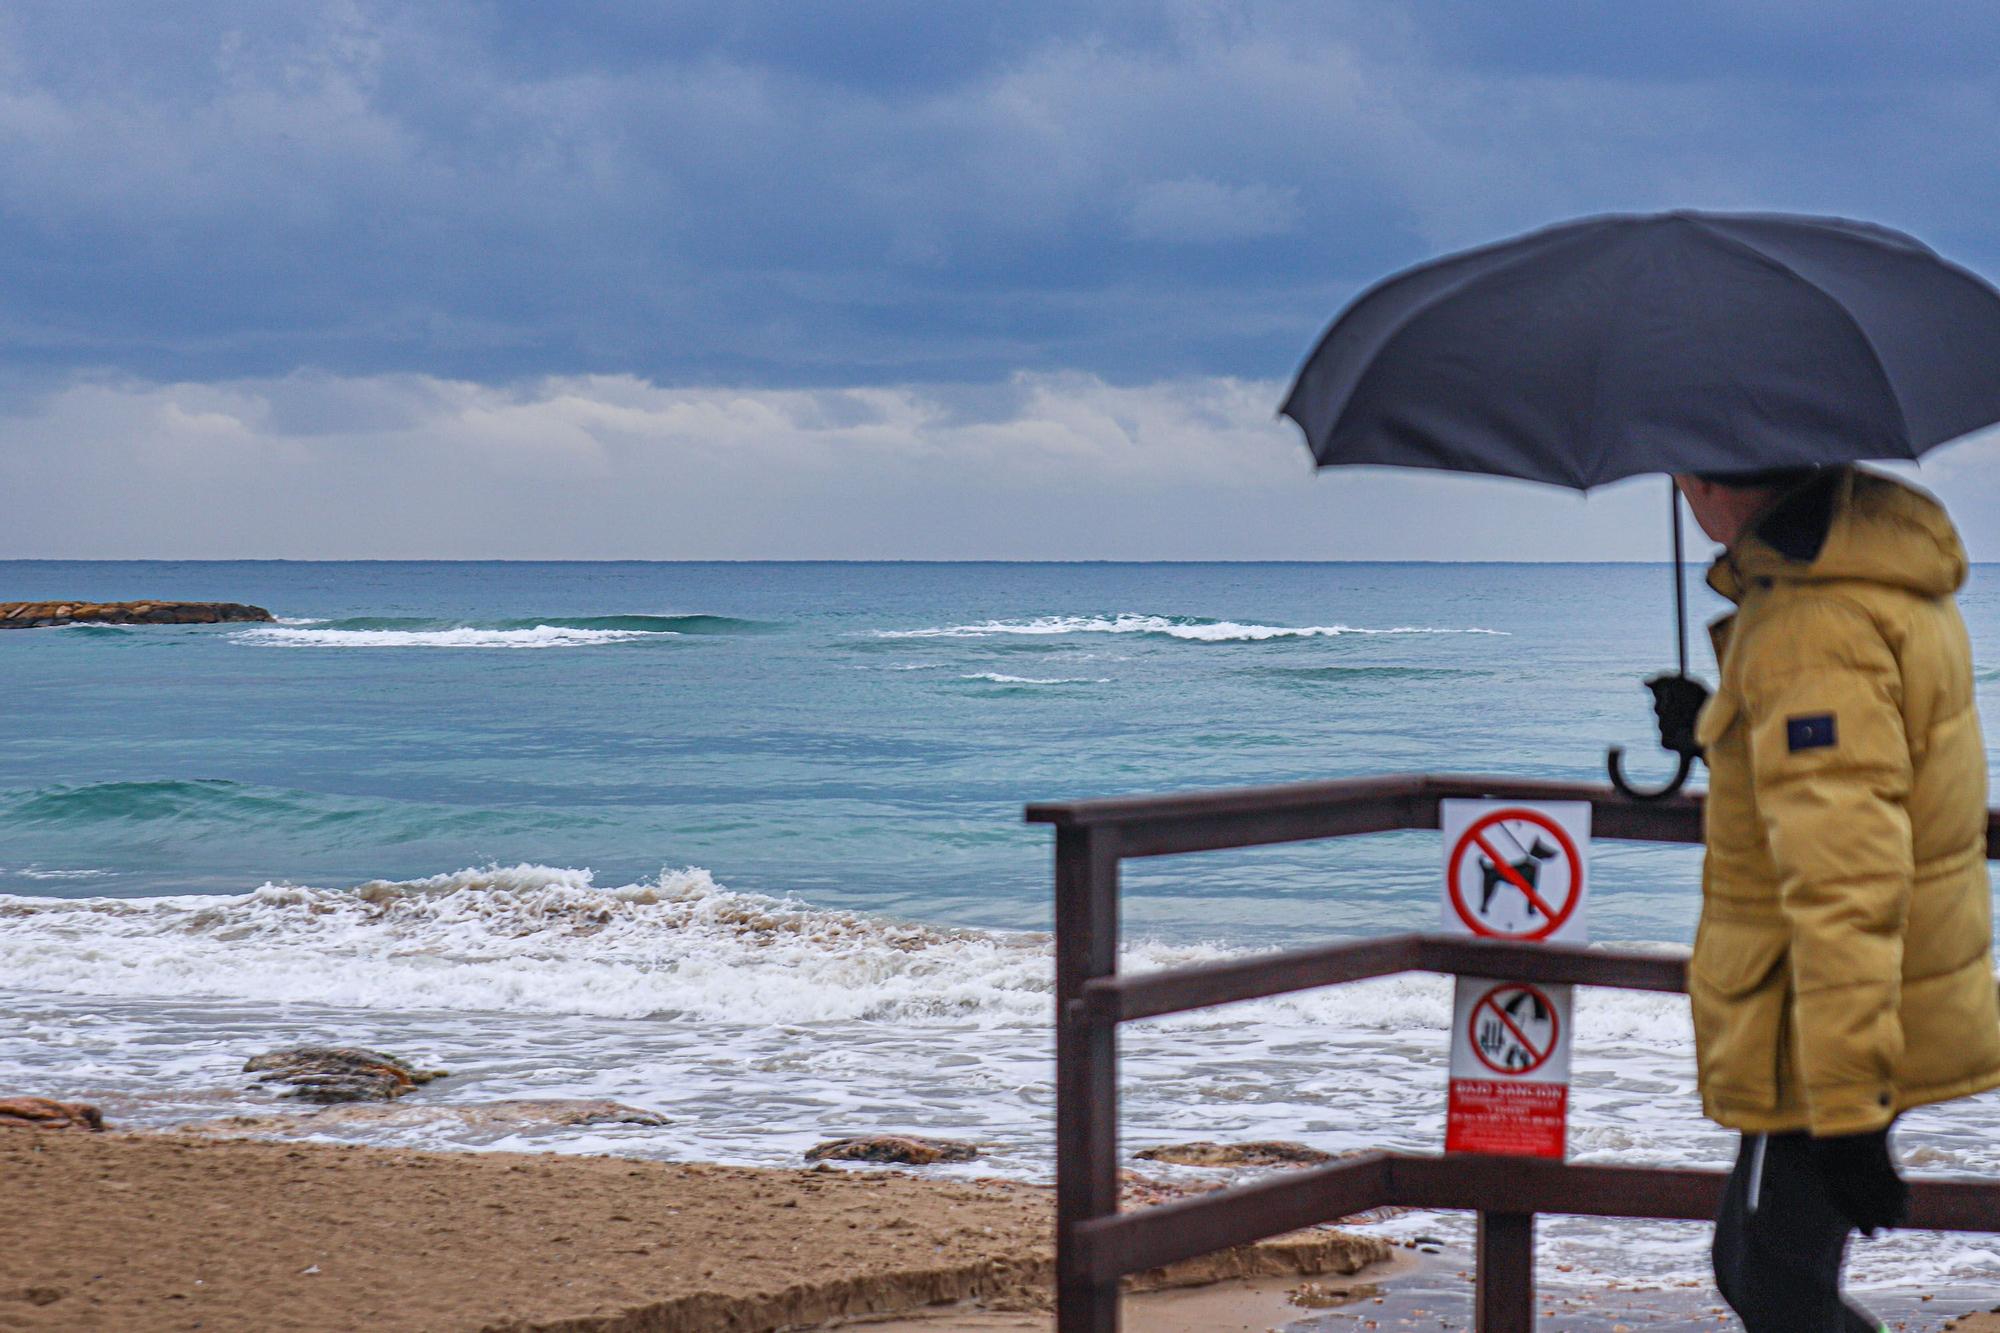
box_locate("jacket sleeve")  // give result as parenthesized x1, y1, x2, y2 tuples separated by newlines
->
(1737, 595, 1913, 1136)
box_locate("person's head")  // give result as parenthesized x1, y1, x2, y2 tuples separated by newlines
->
(1673, 468, 1819, 548)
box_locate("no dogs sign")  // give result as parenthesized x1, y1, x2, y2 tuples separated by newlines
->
(1438, 799, 1590, 1159)
(1446, 978, 1574, 1159)
(1439, 800, 1590, 944)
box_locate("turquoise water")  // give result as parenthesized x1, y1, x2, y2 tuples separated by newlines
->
(5, 560, 2000, 1291)
(1, 558, 1779, 940)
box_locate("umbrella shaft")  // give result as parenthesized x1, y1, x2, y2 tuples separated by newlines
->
(1671, 479, 1688, 678)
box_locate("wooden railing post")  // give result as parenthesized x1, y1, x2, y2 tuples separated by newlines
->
(1475, 1210, 1535, 1333)
(1055, 825, 1120, 1332)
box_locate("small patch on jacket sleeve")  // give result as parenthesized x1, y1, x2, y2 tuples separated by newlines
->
(1786, 713, 1838, 752)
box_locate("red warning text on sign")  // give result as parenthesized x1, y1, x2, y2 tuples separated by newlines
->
(1445, 1080, 1568, 1158)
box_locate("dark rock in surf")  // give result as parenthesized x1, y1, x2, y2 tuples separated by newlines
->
(0, 601, 275, 629)
(1134, 1140, 1336, 1168)
(804, 1135, 982, 1165)
(0, 1097, 106, 1131)
(244, 1047, 448, 1103)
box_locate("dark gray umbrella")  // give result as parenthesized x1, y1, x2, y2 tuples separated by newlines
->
(1280, 211, 2000, 797)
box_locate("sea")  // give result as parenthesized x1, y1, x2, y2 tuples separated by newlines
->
(5, 559, 1999, 1295)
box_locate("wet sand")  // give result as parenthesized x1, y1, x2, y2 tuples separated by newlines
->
(1277, 1249, 2000, 1332)
(0, 1132, 1390, 1332)
(850, 1265, 1406, 1330)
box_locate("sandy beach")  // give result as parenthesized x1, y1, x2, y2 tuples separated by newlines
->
(0, 1131, 1394, 1332)
(8, 1124, 1998, 1332)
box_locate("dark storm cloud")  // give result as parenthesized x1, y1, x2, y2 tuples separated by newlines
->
(1, 1, 1997, 385)
(0, 3, 1992, 390)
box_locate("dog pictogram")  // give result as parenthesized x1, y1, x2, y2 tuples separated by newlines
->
(1478, 835, 1558, 917)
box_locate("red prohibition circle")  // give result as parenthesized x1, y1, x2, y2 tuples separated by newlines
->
(1468, 983, 1559, 1076)
(1446, 807, 1583, 941)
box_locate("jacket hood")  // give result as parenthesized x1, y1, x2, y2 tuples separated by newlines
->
(1707, 468, 1967, 604)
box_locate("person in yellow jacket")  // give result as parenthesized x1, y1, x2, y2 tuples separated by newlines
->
(1675, 464, 2000, 1331)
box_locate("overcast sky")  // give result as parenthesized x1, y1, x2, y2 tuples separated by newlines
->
(6, 1, 2000, 560)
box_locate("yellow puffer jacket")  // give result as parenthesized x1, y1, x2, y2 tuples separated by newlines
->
(1693, 467, 2000, 1136)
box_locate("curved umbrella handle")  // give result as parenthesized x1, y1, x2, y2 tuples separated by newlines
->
(1606, 745, 1697, 801)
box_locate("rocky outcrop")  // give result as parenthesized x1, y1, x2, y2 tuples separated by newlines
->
(1117, 1169, 1222, 1208)
(805, 1135, 982, 1165)
(244, 1047, 448, 1103)
(1288, 1276, 1384, 1308)
(1127, 1141, 1410, 1224)
(174, 1099, 667, 1138)
(0, 600, 274, 629)
(0, 1097, 105, 1131)
(1134, 1139, 1336, 1168)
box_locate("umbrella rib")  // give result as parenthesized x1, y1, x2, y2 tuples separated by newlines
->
(1682, 217, 1917, 457)
(1578, 236, 1655, 490)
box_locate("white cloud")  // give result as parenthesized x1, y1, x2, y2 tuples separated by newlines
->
(0, 368, 1751, 562)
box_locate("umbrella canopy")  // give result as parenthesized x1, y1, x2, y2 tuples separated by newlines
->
(1280, 211, 2000, 798)
(1281, 211, 2000, 487)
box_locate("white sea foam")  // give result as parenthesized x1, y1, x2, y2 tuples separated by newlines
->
(960, 672, 1109, 685)
(876, 614, 1507, 642)
(234, 625, 673, 649)
(0, 867, 1513, 1035)
(10, 866, 116, 881)
(0, 868, 1677, 1054)
(1, 866, 1995, 1292)
(0, 867, 1053, 1023)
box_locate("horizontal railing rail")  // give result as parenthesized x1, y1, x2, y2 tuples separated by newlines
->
(1026, 769, 2000, 856)
(1026, 773, 1706, 852)
(1030, 772, 2000, 1333)
(1072, 1152, 2000, 1283)
(1089, 933, 1687, 1024)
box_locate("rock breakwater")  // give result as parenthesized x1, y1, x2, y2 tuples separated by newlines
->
(0, 600, 274, 628)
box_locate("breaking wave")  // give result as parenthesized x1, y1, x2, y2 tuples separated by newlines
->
(234, 613, 769, 649)
(53, 623, 135, 637)
(238, 625, 666, 649)
(0, 863, 1694, 1045)
(0, 866, 1055, 1024)
(874, 614, 1506, 642)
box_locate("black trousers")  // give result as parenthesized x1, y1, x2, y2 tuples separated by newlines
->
(1713, 1132, 1879, 1332)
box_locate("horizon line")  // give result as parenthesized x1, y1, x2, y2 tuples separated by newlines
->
(2, 555, 1758, 566)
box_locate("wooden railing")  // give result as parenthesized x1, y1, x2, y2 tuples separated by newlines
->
(1026, 774, 2000, 1332)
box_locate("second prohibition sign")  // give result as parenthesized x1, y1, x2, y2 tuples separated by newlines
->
(1468, 983, 1560, 1076)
